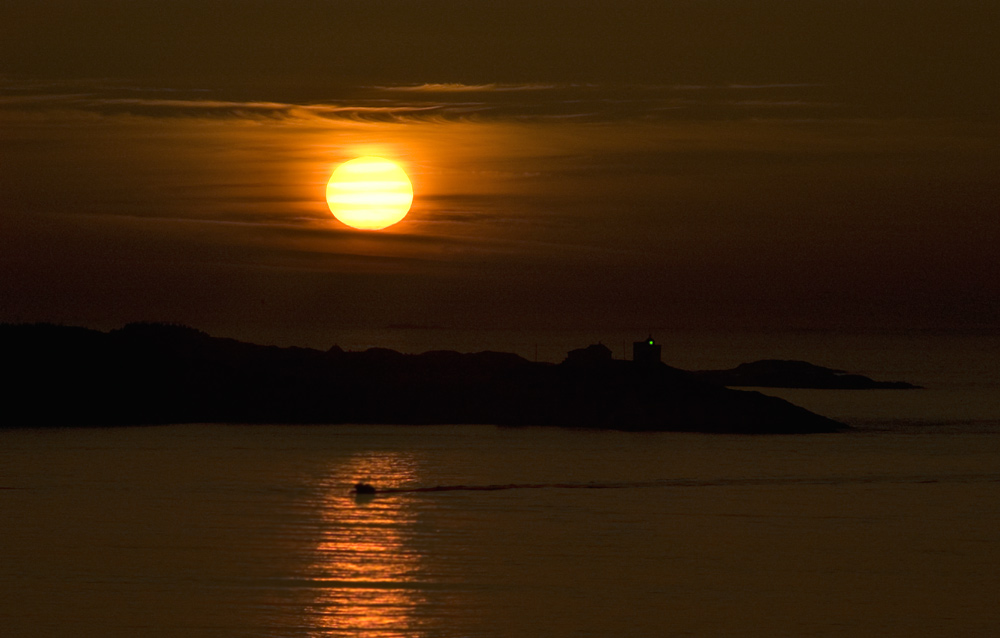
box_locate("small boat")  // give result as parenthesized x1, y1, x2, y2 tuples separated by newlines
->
(352, 482, 377, 495)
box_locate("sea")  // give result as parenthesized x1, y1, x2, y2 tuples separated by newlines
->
(1, 330, 998, 637)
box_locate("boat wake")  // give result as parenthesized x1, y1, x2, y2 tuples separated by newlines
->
(356, 472, 1000, 495)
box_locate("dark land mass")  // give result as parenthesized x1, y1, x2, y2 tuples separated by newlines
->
(693, 359, 921, 389)
(1, 323, 844, 433)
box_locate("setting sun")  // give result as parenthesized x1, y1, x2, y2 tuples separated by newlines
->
(326, 157, 413, 230)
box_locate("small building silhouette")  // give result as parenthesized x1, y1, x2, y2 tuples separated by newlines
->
(632, 336, 661, 366)
(565, 342, 613, 366)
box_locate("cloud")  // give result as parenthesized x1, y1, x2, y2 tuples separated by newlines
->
(369, 83, 567, 93)
(0, 93, 446, 122)
(671, 83, 825, 91)
(1, 77, 842, 125)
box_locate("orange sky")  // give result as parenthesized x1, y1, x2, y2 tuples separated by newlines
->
(1, 1, 998, 343)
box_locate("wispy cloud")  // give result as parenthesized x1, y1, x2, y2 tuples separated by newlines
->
(1, 78, 841, 124)
(672, 83, 825, 91)
(369, 82, 568, 93)
(0, 93, 448, 122)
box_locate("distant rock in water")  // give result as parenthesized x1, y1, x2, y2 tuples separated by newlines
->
(0, 323, 843, 433)
(692, 359, 921, 389)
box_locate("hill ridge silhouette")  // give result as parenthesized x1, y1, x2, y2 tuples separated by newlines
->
(2, 322, 843, 433)
(693, 359, 921, 389)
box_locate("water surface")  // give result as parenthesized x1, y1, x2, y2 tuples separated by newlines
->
(3, 422, 998, 637)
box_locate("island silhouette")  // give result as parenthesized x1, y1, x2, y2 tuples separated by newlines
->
(693, 359, 920, 389)
(1, 322, 869, 433)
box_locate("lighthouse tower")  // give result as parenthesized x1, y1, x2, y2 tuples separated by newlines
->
(632, 336, 662, 366)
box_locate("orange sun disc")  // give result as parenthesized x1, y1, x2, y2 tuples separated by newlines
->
(326, 157, 413, 230)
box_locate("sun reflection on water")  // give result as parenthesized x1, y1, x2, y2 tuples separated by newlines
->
(306, 451, 429, 636)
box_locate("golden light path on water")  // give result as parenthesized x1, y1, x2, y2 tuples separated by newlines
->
(2, 421, 1000, 637)
(307, 452, 428, 636)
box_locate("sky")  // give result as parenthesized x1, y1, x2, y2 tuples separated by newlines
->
(2, 1, 998, 348)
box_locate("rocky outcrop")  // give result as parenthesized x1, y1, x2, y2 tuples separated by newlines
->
(692, 359, 920, 389)
(1, 323, 843, 433)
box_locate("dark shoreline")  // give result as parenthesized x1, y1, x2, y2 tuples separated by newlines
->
(3, 322, 852, 433)
(692, 359, 921, 390)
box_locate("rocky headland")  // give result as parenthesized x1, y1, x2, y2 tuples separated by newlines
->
(693, 359, 921, 389)
(2, 323, 846, 433)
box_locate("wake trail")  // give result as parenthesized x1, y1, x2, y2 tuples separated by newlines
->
(367, 472, 1000, 494)
(379, 483, 628, 493)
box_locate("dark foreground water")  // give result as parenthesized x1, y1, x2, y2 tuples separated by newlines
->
(2, 419, 999, 637)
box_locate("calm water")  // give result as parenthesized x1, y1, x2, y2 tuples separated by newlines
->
(2, 422, 999, 637)
(2, 332, 999, 637)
